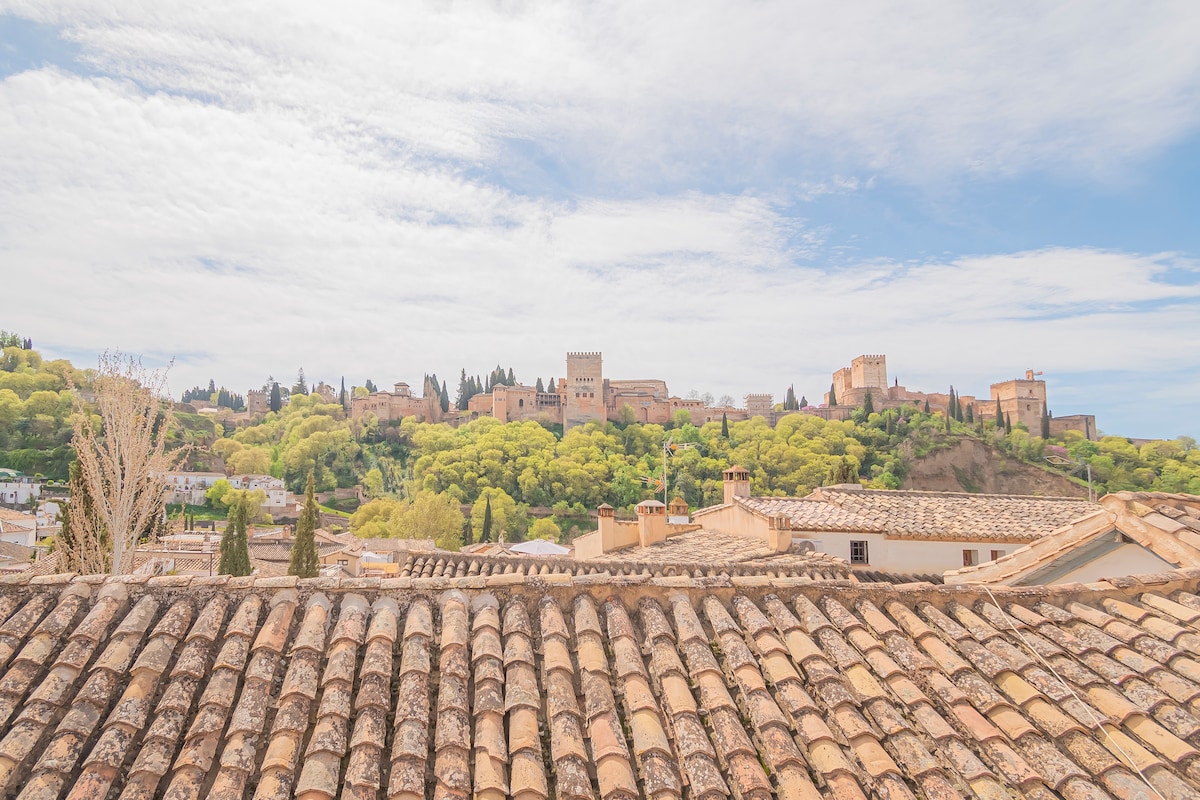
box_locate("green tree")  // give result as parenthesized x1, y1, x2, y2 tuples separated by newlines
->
(535, 377, 545, 393)
(205, 478, 233, 507)
(529, 517, 561, 541)
(827, 457, 857, 485)
(269, 382, 282, 412)
(391, 491, 465, 549)
(784, 385, 799, 410)
(995, 401, 1004, 429)
(1041, 409, 1051, 439)
(721, 412, 729, 438)
(338, 377, 348, 409)
(289, 472, 320, 577)
(923, 398, 930, 413)
(799, 395, 808, 408)
(863, 391, 874, 415)
(965, 404, 974, 424)
(828, 383, 837, 406)
(480, 495, 493, 542)
(1004, 413, 1012, 435)
(292, 369, 308, 396)
(218, 501, 251, 576)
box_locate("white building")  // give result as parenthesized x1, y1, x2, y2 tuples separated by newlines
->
(229, 474, 290, 509)
(161, 471, 227, 505)
(686, 467, 1100, 579)
(0, 472, 41, 506)
(0, 508, 37, 548)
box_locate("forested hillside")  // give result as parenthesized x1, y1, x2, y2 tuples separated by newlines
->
(4, 341, 1199, 541)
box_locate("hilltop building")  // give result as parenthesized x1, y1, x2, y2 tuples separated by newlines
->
(350, 381, 443, 423)
(824, 354, 1096, 439)
(477, 351, 754, 429)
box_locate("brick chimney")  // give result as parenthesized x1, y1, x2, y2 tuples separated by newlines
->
(723, 465, 751, 505)
(636, 500, 668, 548)
(597, 503, 616, 551)
(767, 513, 792, 553)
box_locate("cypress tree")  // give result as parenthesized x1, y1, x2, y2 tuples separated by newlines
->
(828, 383, 837, 406)
(863, 391, 874, 414)
(481, 496, 493, 543)
(339, 377, 347, 409)
(995, 401, 1004, 429)
(289, 473, 320, 578)
(506, 367, 515, 385)
(799, 395, 808, 408)
(1004, 413, 1012, 434)
(965, 404, 974, 424)
(1041, 408, 1051, 439)
(535, 377, 545, 393)
(828, 457, 857, 485)
(924, 398, 930, 414)
(218, 501, 251, 576)
(721, 412, 729, 438)
(269, 382, 282, 412)
(440, 380, 450, 413)
(462, 517, 473, 547)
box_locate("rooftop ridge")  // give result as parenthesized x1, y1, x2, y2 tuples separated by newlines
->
(3, 565, 1198, 604)
(819, 487, 1097, 502)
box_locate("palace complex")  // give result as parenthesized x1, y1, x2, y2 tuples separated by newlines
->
(347, 351, 1097, 437)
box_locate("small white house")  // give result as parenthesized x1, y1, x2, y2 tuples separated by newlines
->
(0, 472, 41, 506)
(690, 467, 1100, 577)
(0, 508, 37, 548)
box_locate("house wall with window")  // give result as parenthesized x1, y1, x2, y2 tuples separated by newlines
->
(794, 531, 1018, 573)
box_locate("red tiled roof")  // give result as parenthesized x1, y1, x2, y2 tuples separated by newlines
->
(0, 568, 1198, 798)
(741, 488, 1100, 541)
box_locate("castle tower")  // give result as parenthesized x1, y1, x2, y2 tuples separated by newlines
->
(564, 351, 604, 429)
(850, 355, 888, 390)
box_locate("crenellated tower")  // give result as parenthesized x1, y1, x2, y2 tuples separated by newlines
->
(564, 351, 604, 429)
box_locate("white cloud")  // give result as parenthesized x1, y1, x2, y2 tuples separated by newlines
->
(5, 1, 1200, 179)
(1, 3, 1199, 438)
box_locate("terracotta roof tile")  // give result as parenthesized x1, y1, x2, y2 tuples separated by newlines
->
(742, 488, 1100, 542)
(0, 568, 1195, 799)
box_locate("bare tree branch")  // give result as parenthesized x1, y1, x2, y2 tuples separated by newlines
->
(68, 351, 187, 575)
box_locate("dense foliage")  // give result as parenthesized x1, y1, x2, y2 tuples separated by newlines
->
(6, 343, 1200, 551)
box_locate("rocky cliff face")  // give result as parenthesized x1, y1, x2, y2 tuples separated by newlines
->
(903, 437, 1088, 497)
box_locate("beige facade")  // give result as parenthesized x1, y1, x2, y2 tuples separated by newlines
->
(475, 352, 762, 429)
(350, 381, 442, 423)
(824, 355, 1095, 439)
(565, 351, 605, 428)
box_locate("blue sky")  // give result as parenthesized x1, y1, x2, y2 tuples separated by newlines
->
(1, 2, 1198, 439)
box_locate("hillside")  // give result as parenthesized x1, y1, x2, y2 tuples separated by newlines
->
(903, 437, 1089, 497)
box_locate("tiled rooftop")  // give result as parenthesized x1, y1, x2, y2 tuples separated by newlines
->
(947, 492, 1200, 585)
(0, 568, 1199, 799)
(397, 539, 860, 582)
(742, 488, 1100, 542)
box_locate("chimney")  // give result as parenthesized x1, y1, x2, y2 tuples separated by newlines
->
(636, 500, 668, 548)
(597, 504, 616, 551)
(767, 513, 792, 553)
(668, 496, 689, 523)
(723, 465, 751, 505)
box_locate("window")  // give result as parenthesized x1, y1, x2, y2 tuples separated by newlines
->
(850, 540, 868, 564)
(963, 549, 979, 567)
(338, 559, 348, 566)
(990, 549, 1004, 561)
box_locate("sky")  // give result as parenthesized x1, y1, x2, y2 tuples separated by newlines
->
(1, 2, 1198, 439)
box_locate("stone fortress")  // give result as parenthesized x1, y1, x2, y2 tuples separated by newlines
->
(823, 354, 1096, 439)
(349, 351, 1097, 438)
